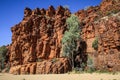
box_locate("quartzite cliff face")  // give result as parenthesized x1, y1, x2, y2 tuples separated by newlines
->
(8, 0, 120, 74)
(9, 6, 71, 74)
(94, 13, 120, 71)
(75, 0, 120, 71)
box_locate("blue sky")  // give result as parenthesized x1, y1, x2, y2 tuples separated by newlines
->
(0, 0, 101, 46)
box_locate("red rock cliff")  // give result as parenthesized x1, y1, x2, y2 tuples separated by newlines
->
(8, 0, 120, 74)
(75, 0, 120, 71)
(94, 13, 120, 71)
(75, 0, 120, 53)
(9, 6, 71, 74)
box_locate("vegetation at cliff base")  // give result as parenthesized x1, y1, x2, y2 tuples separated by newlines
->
(62, 14, 81, 69)
(0, 45, 8, 70)
(86, 55, 95, 73)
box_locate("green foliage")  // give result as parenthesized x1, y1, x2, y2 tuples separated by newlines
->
(0, 45, 7, 59)
(0, 45, 8, 70)
(66, 14, 80, 32)
(86, 55, 95, 73)
(71, 68, 80, 74)
(62, 14, 81, 70)
(106, 9, 119, 16)
(92, 37, 98, 50)
(80, 63, 86, 71)
(62, 14, 81, 58)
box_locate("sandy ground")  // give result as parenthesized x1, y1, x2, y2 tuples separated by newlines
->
(0, 73, 120, 80)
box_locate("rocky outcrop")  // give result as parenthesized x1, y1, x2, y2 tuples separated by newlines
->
(8, 6, 71, 74)
(75, 0, 120, 71)
(78, 12, 120, 71)
(75, 0, 120, 53)
(94, 12, 120, 71)
(9, 58, 71, 74)
(100, 0, 120, 15)
(8, 0, 120, 74)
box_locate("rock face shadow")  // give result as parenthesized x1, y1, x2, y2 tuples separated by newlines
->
(74, 40, 87, 69)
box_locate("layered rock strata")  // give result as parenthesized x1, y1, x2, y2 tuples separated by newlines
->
(8, 0, 120, 74)
(9, 58, 71, 74)
(8, 6, 71, 74)
(94, 12, 120, 71)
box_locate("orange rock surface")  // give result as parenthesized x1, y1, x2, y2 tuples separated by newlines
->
(8, 6, 71, 74)
(8, 0, 120, 74)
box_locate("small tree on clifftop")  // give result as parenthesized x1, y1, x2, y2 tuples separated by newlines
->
(62, 14, 81, 69)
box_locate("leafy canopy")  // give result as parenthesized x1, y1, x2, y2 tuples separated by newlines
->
(0, 45, 8, 61)
(62, 14, 81, 58)
(0, 45, 8, 70)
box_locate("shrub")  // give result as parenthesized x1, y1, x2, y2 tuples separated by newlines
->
(0, 45, 8, 58)
(106, 9, 119, 16)
(86, 55, 95, 73)
(0, 45, 8, 70)
(62, 14, 81, 69)
(92, 37, 98, 50)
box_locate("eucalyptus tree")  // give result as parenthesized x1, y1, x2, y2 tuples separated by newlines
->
(62, 14, 81, 69)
